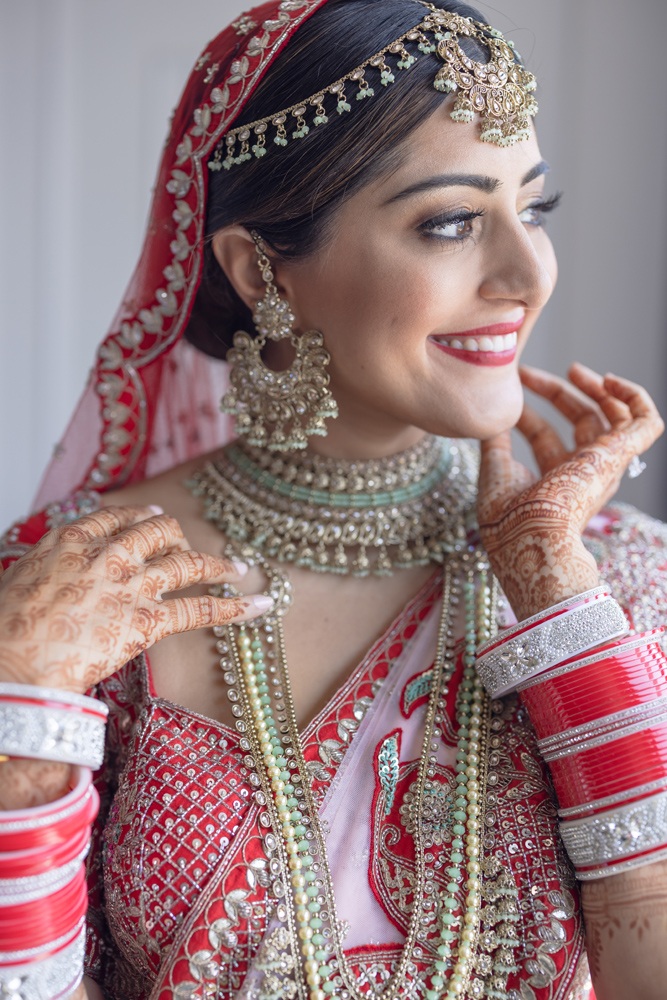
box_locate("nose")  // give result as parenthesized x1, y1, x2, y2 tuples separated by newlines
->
(478, 214, 555, 312)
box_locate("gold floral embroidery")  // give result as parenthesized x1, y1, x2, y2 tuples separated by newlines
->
(84, 2, 327, 490)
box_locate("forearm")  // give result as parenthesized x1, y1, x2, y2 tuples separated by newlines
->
(0, 757, 72, 810)
(82, 976, 104, 999)
(582, 860, 667, 1000)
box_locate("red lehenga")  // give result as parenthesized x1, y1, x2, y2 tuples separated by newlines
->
(3, 495, 667, 999)
(4, 1, 667, 997)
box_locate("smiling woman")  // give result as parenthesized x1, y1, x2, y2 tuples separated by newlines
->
(1, 2, 667, 1000)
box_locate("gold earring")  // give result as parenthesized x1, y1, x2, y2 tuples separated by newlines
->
(220, 233, 338, 452)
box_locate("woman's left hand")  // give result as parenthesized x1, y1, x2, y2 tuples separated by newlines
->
(477, 362, 664, 621)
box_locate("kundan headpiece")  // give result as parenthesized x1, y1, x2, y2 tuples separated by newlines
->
(210, 1, 538, 171)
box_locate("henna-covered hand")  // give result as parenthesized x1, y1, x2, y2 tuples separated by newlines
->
(0, 506, 270, 694)
(477, 364, 664, 621)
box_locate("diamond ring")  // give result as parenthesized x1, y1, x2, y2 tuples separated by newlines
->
(626, 455, 647, 480)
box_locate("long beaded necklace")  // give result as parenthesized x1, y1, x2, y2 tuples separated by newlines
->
(211, 553, 496, 1000)
(192, 438, 499, 999)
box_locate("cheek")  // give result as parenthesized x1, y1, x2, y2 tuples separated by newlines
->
(308, 241, 463, 356)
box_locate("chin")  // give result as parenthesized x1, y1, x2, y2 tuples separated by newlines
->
(415, 387, 523, 442)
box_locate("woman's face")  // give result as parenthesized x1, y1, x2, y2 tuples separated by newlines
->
(271, 108, 558, 448)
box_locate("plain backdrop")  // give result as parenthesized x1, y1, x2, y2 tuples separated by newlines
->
(1, 0, 666, 529)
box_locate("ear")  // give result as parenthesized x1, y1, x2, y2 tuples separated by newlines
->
(210, 226, 264, 311)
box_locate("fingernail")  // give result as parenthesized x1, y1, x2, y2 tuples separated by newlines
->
(233, 560, 249, 576)
(252, 595, 274, 612)
(149, 504, 164, 515)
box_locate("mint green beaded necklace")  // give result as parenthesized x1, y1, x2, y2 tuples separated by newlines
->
(218, 554, 497, 1000)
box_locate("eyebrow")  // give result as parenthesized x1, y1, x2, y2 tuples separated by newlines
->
(387, 159, 551, 203)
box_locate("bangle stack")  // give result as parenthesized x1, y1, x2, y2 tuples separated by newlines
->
(0, 685, 106, 997)
(477, 588, 667, 879)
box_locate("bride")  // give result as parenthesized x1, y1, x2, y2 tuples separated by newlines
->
(1, 2, 666, 998)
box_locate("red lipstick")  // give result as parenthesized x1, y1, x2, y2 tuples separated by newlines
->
(429, 320, 523, 367)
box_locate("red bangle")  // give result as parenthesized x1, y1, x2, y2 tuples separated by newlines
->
(0, 867, 88, 951)
(519, 631, 666, 740)
(0, 767, 96, 852)
(0, 826, 91, 879)
(0, 917, 85, 968)
(547, 721, 667, 810)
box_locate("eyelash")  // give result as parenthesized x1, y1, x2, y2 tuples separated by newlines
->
(419, 191, 563, 243)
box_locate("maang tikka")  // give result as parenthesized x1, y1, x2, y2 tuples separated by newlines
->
(220, 233, 338, 452)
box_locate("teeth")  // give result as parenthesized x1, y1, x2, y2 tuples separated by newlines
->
(437, 330, 518, 352)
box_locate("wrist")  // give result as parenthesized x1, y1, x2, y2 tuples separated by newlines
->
(0, 759, 72, 811)
(489, 532, 600, 622)
(0, 651, 87, 696)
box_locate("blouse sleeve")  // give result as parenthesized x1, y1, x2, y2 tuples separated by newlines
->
(582, 501, 667, 631)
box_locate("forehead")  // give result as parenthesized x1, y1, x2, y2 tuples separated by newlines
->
(375, 104, 545, 197)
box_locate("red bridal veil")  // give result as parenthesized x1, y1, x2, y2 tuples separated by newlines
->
(34, 0, 330, 510)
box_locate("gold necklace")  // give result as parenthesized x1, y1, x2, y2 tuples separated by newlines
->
(195, 440, 503, 998)
(211, 556, 496, 1000)
(186, 437, 478, 576)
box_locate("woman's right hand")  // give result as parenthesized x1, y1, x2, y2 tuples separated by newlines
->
(0, 505, 269, 695)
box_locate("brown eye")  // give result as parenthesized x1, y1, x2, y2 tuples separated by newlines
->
(419, 209, 485, 241)
(432, 217, 474, 239)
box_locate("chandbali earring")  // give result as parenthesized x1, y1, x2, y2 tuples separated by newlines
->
(220, 232, 338, 452)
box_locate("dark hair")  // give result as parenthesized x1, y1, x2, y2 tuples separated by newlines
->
(185, 0, 489, 359)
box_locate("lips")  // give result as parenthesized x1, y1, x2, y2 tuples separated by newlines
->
(429, 321, 521, 367)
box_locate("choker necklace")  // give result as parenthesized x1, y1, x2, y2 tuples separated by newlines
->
(186, 436, 479, 576)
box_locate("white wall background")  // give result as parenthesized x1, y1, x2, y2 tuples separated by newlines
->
(1, 0, 666, 529)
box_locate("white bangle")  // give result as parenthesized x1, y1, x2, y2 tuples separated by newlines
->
(559, 788, 667, 880)
(475, 588, 629, 698)
(0, 683, 108, 769)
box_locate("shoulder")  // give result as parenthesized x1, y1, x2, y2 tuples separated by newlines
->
(0, 490, 101, 569)
(583, 501, 667, 630)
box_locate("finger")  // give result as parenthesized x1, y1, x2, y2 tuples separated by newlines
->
(113, 514, 188, 562)
(162, 593, 274, 636)
(479, 432, 514, 486)
(568, 363, 632, 426)
(143, 551, 247, 597)
(516, 405, 568, 473)
(58, 505, 164, 542)
(598, 374, 665, 457)
(520, 364, 608, 438)
(478, 432, 535, 510)
(603, 372, 663, 425)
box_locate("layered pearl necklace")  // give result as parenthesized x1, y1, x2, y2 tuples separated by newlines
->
(192, 437, 503, 999)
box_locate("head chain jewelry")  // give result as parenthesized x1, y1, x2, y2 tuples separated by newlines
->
(220, 232, 338, 452)
(209, 2, 537, 171)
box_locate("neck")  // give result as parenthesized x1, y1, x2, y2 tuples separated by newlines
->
(304, 396, 428, 462)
